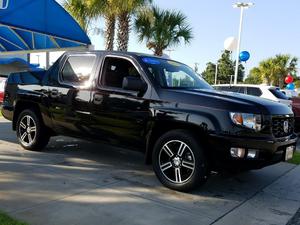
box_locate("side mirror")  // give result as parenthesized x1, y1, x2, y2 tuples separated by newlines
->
(122, 76, 147, 92)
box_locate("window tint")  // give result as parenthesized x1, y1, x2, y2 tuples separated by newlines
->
(238, 87, 245, 94)
(269, 88, 289, 100)
(101, 57, 141, 89)
(215, 86, 231, 91)
(247, 87, 262, 96)
(61, 56, 96, 85)
(216, 86, 240, 93)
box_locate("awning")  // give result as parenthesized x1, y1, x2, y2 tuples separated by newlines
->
(0, 57, 41, 75)
(0, 0, 91, 55)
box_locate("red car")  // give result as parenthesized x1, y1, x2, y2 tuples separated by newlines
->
(292, 97, 300, 133)
(0, 77, 7, 104)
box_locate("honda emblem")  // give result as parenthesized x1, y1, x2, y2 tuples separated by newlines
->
(283, 121, 289, 133)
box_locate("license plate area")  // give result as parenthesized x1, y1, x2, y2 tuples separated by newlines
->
(285, 146, 294, 161)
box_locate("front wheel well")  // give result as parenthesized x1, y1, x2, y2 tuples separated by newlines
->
(145, 121, 209, 164)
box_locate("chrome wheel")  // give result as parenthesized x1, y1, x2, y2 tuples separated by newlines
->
(159, 140, 195, 184)
(18, 115, 37, 147)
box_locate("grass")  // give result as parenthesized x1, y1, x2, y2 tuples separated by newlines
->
(0, 212, 28, 225)
(289, 151, 300, 165)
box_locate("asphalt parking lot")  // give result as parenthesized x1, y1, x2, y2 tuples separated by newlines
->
(0, 117, 300, 225)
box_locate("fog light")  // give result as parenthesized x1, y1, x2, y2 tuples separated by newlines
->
(230, 148, 246, 158)
(247, 149, 259, 159)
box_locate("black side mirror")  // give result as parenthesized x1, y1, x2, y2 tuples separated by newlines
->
(122, 76, 147, 92)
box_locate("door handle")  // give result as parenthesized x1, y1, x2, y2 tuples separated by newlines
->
(93, 94, 103, 105)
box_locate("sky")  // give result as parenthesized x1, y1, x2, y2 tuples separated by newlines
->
(33, 0, 300, 76)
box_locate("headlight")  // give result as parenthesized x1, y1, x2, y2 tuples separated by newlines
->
(230, 112, 262, 131)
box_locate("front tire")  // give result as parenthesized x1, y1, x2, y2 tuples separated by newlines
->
(16, 109, 50, 151)
(152, 130, 209, 192)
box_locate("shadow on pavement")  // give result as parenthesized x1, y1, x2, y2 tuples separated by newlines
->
(0, 119, 298, 225)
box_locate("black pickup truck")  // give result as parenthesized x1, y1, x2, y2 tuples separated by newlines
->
(1, 51, 297, 191)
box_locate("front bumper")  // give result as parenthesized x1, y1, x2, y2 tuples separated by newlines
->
(208, 133, 298, 170)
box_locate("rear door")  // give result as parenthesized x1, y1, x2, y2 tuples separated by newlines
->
(90, 54, 151, 148)
(47, 53, 98, 136)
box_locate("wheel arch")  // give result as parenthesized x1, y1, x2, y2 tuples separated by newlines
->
(12, 100, 52, 133)
(145, 119, 213, 165)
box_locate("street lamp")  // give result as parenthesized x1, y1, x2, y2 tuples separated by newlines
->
(214, 63, 218, 85)
(233, 2, 254, 85)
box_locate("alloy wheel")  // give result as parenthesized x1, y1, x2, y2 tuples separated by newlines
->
(18, 115, 37, 147)
(159, 140, 195, 184)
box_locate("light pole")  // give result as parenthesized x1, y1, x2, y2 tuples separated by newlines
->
(233, 2, 254, 85)
(214, 63, 218, 85)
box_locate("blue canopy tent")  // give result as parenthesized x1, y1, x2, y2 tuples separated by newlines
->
(0, 0, 91, 55)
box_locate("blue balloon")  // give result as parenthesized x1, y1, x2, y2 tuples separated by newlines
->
(239, 51, 250, 62)
(287, 83, 295, 90)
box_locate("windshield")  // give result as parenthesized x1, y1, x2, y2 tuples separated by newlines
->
(140, 57, 212, 90)
(269, 88, 290, 100)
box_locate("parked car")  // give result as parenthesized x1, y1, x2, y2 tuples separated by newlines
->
(214, 84, 292, 107)
(281, 89, 298, 98)
(2, 51, 297, 191)
(0, 76, 7, 105)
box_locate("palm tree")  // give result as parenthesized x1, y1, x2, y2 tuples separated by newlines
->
(115, 0, 152, 52)
(63, 0, 93, 33)
(248, 55, 298, 87)
(135, 6, 193, 56)
(86, 0, 119, 51)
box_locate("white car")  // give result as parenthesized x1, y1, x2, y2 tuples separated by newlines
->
(213, 84, 292, 107)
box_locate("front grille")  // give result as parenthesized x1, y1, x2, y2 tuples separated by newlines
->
(272, 117, 294, 138)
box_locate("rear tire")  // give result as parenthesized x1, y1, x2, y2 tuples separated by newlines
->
(152, 130, 209, 192)
(16, 109, 50, 151)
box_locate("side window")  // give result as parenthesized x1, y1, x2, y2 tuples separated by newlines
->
(228, 86, 239, 93)
(247, 87, 262, 96)
(216, 86, 230, 91)
(238, 87, 245, 94)
(101, 57, 141, 89)
(61, 55, 96, 85)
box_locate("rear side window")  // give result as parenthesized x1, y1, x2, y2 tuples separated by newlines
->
(216, 86, 231, 92)
(216, 86, 241, 93)
(247, 87, 262, 96)
(61, 55, 96, 85)
(269, 88, 289, 100)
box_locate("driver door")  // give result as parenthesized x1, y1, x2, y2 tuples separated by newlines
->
(90, 55, 151, 149)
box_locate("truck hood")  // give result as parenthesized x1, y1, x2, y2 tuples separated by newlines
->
(159, 89, 293, 115)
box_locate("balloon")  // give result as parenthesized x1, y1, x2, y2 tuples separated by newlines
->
(287, 83, 295, 90)
(239, 51, 250, 62)
(224, 37, 237, 51)
(285, 75, 293, 84)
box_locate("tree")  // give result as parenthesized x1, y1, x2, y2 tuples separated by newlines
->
(248, 55, 298, 88)
(115, 0, 152, 52)
(135, 6, 193, 56)
(202, 62, 216, 84)
(86, 0, 118, 51)
(202, 51, 244, 84)
(244, 67, 263, 84)
(63, 0, 94, 33)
